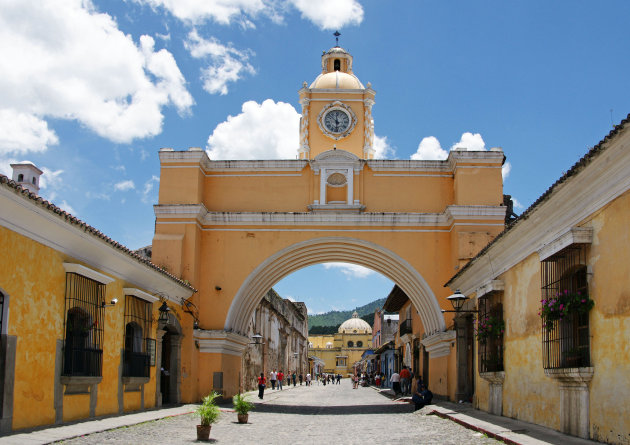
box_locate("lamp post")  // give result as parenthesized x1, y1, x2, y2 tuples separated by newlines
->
(249, 334, 266, 382)
(158, 301, 170, 325)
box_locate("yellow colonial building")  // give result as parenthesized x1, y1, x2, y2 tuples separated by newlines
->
(308, 312, 372, 375)
(446, 115, 630, 442)
(0, 167, 194, 432)
(151, 43, 506, 402)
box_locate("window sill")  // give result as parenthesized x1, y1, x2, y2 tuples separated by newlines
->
(122, 376, 150, 392)
(544, 367, 593, 385)
(479, 371, 505, 385)
(60, 376, 102, 395)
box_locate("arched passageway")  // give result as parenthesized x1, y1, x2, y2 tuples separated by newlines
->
(225, 237, 446, 336)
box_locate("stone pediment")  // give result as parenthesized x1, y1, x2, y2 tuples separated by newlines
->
(310, 149, 363, 173)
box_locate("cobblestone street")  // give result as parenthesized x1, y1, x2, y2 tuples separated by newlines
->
(59, 382, 499, 445)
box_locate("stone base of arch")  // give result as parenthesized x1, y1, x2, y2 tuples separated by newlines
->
(194, 330, 249, 400)
(421, 330, 456, 397)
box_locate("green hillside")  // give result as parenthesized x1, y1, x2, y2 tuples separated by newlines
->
(308, 298, 386, 334)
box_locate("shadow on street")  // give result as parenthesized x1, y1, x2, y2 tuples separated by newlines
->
(251, 403, 414, 415)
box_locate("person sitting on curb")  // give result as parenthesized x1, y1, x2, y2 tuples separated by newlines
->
(412, 384, 433, 411)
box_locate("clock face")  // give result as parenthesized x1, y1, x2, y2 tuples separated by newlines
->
(323, 109, 350, 134)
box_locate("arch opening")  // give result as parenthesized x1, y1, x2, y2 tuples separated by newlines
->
(225, 237, 446, 336)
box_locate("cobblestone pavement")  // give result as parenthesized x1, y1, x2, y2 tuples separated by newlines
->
(58, 382, 500, 445)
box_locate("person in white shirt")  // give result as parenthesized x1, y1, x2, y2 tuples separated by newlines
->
(269, 370, 277, 390)
(390, 371, 401, 395)
(306, 373, 312, 386)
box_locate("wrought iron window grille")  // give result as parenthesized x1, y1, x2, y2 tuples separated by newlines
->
(541, 245, 591, 369)
(478, 293, 504, 373)
(123, 295, 152, 378)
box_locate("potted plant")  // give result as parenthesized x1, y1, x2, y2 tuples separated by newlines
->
(195, 392, 221, 441)
(233, 392, 254, 424)
(474, 315, 505, 344)
(540, 290, 594, 332)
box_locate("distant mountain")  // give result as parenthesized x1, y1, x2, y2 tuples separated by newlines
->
(308, 298, 386, 334)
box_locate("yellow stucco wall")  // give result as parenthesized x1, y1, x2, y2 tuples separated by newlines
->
(0, 226, 160, 430)
(473, 189, 630, 441)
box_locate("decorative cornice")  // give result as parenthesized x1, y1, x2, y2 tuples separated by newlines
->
(123, 288, 159, 303)
(193, 330, 249, 357)
(63, 263, 116, 284)
(421, 330, 455, 358)
(154, 204, 505, 228)
(537, 227, 593, 261)
(544, 367, 594, 386)
(476, 280, 505, 300)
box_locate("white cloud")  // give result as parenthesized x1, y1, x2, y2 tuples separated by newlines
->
(411, 132, 489, 160)
(289, 0, 363, 30)
(0, 110, 59, 155)
(451, 132, 486, 151)
(512, 197, 524, 210)
(86, 191, 111, 201)
(322, 262, 375, 279)
(502, 161, 512, 180)
(373, 135, 395, 159)
(185, 30, 255, 95)
(207, 99, 299, 159)
(135, 0, 269, 26)
(39, 167, 65, 191)
(134, 0, 363, 30)
(114, 180, 135, 192)
(286, 296, 296, 302)
(142, 175, 160, 203)
(411, 136, 448, 160)
(0, 0, 193, 153)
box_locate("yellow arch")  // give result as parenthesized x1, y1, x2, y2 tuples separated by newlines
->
(225, 237, 447, 335)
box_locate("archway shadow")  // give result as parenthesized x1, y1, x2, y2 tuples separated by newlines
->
(252, 403, 414, 415)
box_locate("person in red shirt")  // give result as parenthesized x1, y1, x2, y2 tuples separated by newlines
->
(277, 370, 284, 390)
(399, 366, 411, 395)
(257, 373, 266, 399)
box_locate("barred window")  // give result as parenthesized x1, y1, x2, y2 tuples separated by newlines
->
(357, 341, 363, 348)
(123, 296, 152, 378)
(478, 292, 504, 373)
(63, 273, 104, 376)
(541, 245, 590, 369)
(347, 341, 354, 348)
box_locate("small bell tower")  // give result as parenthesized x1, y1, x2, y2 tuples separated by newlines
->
(11, 163, 43, 195)
(298, 32, 376, 160)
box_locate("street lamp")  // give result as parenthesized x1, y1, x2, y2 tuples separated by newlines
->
(158, 301, 171, 324)
(442, 290, 478, 313)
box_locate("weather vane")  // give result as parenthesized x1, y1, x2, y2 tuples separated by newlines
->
(334, 30, 341, 46)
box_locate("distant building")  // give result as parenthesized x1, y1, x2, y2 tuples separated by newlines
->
(241, 289, 308, 390)
(372, 308, 399, 386)
(308, 312, 372, 376)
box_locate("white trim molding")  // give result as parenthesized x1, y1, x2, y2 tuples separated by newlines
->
(537, 227, 593, 261)
(476, 280, 505, 300)
(123, 288, 159, 303)
(193, 330, 249, 357)
(421, 330, 456, 358)
(63, 263, 116, 284)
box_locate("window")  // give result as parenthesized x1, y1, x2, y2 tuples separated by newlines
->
(334, 59, 340, 71)
(32, 177, 36, 185)
(347, 341, 354, 348)
(541, 245, 590, 369)
(123, 296, 152, 378)
(478, 292, 504, 373)
(357, 341, 363, 348)
(63, 273, 104, 376)
(17, 174, 23, 182)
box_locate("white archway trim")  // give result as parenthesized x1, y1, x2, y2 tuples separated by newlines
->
(225, 237, 446, 336)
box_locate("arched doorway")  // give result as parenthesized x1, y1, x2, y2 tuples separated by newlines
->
(157, 313, 181, 406)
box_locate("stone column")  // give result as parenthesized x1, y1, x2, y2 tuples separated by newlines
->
(480, 371, 505, 416)
(545, 367, 594, 439)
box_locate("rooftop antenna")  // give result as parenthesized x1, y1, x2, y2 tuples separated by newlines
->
(334, 30, 341, 46)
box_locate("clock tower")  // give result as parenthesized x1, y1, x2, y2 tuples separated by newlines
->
(298, 45, 376, 160)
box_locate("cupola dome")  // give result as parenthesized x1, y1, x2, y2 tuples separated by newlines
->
(338, 311, 372, 334)
(309, 46, 364, 90)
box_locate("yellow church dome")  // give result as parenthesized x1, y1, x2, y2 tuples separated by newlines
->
(338, 311, 372, 334)
(310, 71, 364, 89)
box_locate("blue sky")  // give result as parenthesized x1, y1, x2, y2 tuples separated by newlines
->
(2, 1, 629, 314)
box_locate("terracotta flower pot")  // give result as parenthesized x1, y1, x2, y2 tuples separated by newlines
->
(237, 413, 249, 424)
(197, 424, 211, 441)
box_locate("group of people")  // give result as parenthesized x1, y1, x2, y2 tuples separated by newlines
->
(258, 370, 313, 399)
(388, 365, 414, 395)
(318, 373, 342, 386)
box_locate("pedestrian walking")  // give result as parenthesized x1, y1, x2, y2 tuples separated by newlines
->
(270, 369, 277, 390)
(299, 373, 303, 385)
(306, 373, 312, 386)
(390, 370, 401, 395)
(277, 370, 284, 390)
(292, 371, 297, 386)
(400, 366, 411, 395)
(336, 373, 341, 385)
(257, 373, 266, 399)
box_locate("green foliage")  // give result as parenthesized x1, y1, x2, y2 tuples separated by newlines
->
(309, 325, 340, 335)
(308, 297, 386, 333)
(232, 393, 254, 415)
(539, 290, 594, 331)
(196, 392, 221, 426)
(474, 315, 505, 343)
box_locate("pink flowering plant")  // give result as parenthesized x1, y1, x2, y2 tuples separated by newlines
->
(540, 290, 594, 331)
(474, 315, 505, 344)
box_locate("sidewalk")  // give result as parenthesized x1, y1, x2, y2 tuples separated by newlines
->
(371, 385, 598, 445)
(0, 405, 198, 445)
